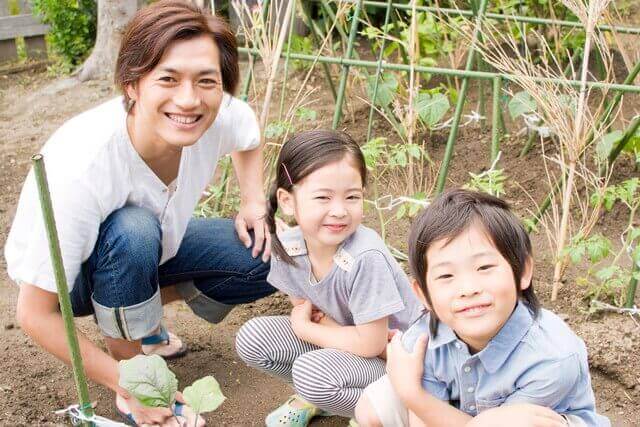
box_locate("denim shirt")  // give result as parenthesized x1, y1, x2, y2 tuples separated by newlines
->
(402, 302, 610, 427)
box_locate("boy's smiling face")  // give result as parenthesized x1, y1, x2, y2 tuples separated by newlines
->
(419, 222, 532, 352)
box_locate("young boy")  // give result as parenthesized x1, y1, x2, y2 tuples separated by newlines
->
(355, 189, 609, 427)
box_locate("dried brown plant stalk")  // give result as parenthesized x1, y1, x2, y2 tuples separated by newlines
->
(449, 0, 621, 300)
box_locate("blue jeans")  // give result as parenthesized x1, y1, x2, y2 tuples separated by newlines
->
(70, 206, 275, 340)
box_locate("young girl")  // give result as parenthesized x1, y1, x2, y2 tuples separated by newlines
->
(355, 189, 610, 427)
(235, 130, 422, 425)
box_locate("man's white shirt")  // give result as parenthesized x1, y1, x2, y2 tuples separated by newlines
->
(5, 94, 260, 293)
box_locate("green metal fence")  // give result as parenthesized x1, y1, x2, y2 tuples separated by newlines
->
(237, 0, 640, 201)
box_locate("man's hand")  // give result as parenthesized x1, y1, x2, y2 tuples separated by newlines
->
(235, 200, 271, 262)
(118, 390, 206, 427)
(386, 332, 428, 403)
(467, 404, 568, 427)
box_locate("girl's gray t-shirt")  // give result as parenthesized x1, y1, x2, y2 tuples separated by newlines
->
(268, 225, 422, 331)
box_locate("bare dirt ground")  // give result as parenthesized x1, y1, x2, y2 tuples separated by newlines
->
(0, 64, 638, 426)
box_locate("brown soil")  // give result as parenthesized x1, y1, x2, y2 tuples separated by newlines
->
(0, 64, 639, 427)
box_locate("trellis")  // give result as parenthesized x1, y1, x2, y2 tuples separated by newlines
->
(237, 0, 640, 209)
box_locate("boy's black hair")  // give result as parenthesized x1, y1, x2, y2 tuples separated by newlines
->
(408, 189, 540, 335)
(266, 129, 367, 265)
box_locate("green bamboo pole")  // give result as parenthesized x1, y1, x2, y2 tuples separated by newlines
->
(299, 0, 338, 101)
(366, 0, 393, 142)
(278, 0, 297, 120)
(357, 1, 640, 35)
(607, 115, 640, 167)
(519, 130, 537, 158)
(471, 0, 486, 132)
(625, 250, 639, 308)
(490, 76, 501, 163)
(332, 0, 363, 129)
(32, 154, 93, 426)
(435, 0, 489, 194)
(319, 0, 349, 44)
(238, 47, 640, 93)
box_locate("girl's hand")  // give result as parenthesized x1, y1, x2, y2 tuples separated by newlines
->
(311, 307, 325, 323)
(386, 332, 428, 402)
(290, 300, 313, 337)
(467, 404, 568, 427)
(235, 200, 271, 262)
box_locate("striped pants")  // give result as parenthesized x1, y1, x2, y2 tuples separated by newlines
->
(235, 315, 386, 417)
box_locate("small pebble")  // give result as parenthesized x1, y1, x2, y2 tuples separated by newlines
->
(38, 386, 47, 392)
(4, 323, 14, 330)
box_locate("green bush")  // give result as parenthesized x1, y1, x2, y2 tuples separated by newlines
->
(32, 0, 97, 68)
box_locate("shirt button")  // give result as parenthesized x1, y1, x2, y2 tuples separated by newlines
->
(455, 342, 462, 349)
(467, 387, 474, 393)
(469, 405, 476, 411)
(464, 366, 471, 373)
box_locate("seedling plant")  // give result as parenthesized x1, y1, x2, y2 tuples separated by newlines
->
(119, 355, 226, 426)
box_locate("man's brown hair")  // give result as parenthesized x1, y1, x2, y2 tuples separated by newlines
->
(115, 0, 239, 105)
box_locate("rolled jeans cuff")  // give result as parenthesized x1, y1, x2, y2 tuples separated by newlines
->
(91, 288, 163, 340)
(176, 280, 234, 324)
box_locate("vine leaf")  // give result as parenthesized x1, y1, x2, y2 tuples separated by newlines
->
(183, 376, 226, 415)
(119, 355, 178, 408)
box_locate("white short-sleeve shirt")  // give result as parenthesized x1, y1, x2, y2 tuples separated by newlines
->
(5, 94, 261, 293)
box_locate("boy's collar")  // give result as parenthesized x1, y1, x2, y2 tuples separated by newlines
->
(478, 302, 533, 373)
(432, 302, 534, 373)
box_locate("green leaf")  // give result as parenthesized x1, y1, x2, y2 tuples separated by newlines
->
(396, 204, 407, 220)
(119, 355, 178, 408)
(508, 91, 536, 120)
(264, 121, 290, 139)
(414, 92, 450, 128)
(295, 107, 317, 122)
(361, 137, 386, 171)
(585, 234, 612, 263)
(183, 376, 226, 415)
(595, 265, 618, 282)
(567, 244, 585, 264)
(595, 130, 623, 162)
(366, 73, 398, 108)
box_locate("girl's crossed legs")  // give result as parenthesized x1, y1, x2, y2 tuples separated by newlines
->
(236, 315, 386, 417)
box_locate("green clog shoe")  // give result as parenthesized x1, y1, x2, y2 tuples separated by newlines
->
(265, 395, 329, 427)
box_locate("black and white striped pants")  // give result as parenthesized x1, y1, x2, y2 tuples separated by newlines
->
(235, 315, 386, 417)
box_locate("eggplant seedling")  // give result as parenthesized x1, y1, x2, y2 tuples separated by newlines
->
(119, 355, 226, 426)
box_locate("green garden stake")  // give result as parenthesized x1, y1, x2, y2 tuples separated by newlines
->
(299, 0, 338, 101)
(435, 0, 489, 194)
(490, 76, 502, 163)
(332, 0, 363, 129)
(625, 251, 640, 308)
(32, 154, 93, 426)
(607, 115, 640, 168)
(366, 0, 393, 142)
(519, 130, 537, 158)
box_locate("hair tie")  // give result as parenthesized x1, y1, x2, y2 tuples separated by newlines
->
(282, 163, 294, 186)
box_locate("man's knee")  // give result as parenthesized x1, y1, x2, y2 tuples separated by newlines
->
(99, 206, 161, 263)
